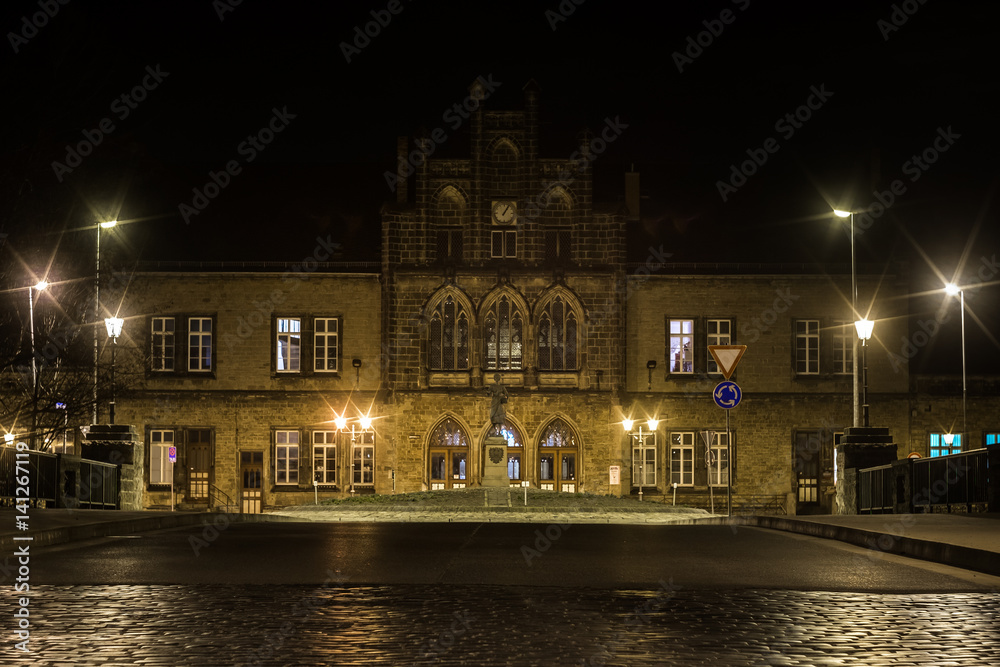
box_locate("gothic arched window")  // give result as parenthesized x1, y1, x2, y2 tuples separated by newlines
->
(429, 296, 469, 370)
(538, 296, 579, 371)
(484, 294, 523, 370)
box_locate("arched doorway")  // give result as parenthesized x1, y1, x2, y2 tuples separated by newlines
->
(538, 418, 578, 492)
(429, 417, 470, 489)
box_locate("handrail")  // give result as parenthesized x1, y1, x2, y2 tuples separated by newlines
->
(208, 484, 236, 512)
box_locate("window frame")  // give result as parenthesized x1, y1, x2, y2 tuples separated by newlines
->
(276, 317, 302, 373)
(667, 318, 695, 375)
(537, 296, 580, 372)
(631, 431, 657, 487)
(275, 430, 300, 486)
(929, 433, 962, 457)
(188, 316, 214, 372)
(149, 429, 174, 486)
(794, 319, 820, 375)
(670, 431, 694, 486)
(150, 317, 175, 372)
(706, 319, 732, 375)
(313, 431, 337, 486)
(490, 228, 517, 259)
(708, 431, 730, 487)
(484, 294, 524, 371)
(429, 296, 470, 371)
(352, 432, 376, 487)
(314, 317, 340, 373)
(832, 320, 854, 375)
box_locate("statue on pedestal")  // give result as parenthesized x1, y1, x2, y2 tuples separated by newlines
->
(485, 373, 509, 434)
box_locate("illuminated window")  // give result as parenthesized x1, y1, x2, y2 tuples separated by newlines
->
(149, 429, 174, 485)
(539, 418, 577, 492)
(833, 321, 854, 375)
(276, 318, 301, 372)
(668, 320, 694, 373)
(429, 418, 469, 490)
(484, 294, 523, 371)
(930, 433, 961, 457)
(429, 296, 470, 371)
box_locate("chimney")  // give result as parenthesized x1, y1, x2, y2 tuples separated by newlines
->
(396, 136, 409, 204)
(625, 168, 640, 222)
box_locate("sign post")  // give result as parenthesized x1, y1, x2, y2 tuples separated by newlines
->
(708, 345, 747, 518)
(168, 446, 177, 512)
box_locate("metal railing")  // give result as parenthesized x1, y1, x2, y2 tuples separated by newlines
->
(912, 448, 988, 512)
(0, 447, 58, 506)
(209, 484, 237, 513)
(858, 464, 894, 514)
(78, 459, 120, 509)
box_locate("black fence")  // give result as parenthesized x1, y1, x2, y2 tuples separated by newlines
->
(858, 464, 894, 514)
(0, 447, 58, 506)
(857, 447, 992, 514)
(1, 447, 120, 509)
(912, 448, 989, 512)
(78, 459, 120, 509)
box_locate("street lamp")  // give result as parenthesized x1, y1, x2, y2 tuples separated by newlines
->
(623, 417, 658, 501)
(94, 219, 117, 424)
(834, 209, 860, 427)
(104, 316, 123, 425)
(854, 317, 874, 427)
(944, 282, 966, 449)
(28, 280, 49, 450)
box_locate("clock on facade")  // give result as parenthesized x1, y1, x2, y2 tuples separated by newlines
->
(491, 200, 517, 225)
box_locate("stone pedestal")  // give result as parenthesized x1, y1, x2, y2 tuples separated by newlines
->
(482, 435, 509, 488)
(835, 426, 897, 515)
(80, 424, 143, 510)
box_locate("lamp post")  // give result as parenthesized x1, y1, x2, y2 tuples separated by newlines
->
(28, 280, 49, 450)
(854, 317, 874, 428)
(834, 209, 860, 427)
(944, 283, 966, 449)
(94, 220, 117, 424)
(104, 316, 123, 425)
(623, 418, 658, 501)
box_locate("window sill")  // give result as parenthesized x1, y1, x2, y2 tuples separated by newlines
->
(538, 372, 579, 388)
(428, 371, 470, 387)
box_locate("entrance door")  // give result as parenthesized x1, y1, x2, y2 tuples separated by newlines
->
(241, 451, 263, 514)
(187, 429, 211, 502)
(794, 431, 822, 513)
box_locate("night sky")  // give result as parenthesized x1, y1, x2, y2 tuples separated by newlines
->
(2, 0, 999, 373)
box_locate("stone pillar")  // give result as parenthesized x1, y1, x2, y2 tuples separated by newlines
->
(81, 424, 143, 510)
(836, 426, 897, 515)
(482, 435, 509, 488)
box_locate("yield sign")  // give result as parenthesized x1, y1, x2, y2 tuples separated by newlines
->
(708, 345, 747, 380)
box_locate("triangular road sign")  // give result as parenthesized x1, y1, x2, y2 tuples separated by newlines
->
(708, 345, 747, 380)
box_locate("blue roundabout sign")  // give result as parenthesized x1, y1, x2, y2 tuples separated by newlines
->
(713, 381, 742, 409)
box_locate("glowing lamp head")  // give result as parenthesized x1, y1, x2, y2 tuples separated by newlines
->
(4, 433, 14, 445)
(359, 415, 373, 430)
(833, 209, 851, 218)
(334, 416, 347, 430)
(105, 316, 124, 338)
(647, 418, 659, 430)
(34, 280, 49, 291)
(854, 318, 874, 341)
(100, 220, 118, 229)
(943, 433, 955, 446)
(622, 419, 634, 432)
(944, 283, 961, 296)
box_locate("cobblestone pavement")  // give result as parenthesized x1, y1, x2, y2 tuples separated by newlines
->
(10, 585, 1000, 666)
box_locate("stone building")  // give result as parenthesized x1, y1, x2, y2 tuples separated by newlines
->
(109, 82, 997, 514)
